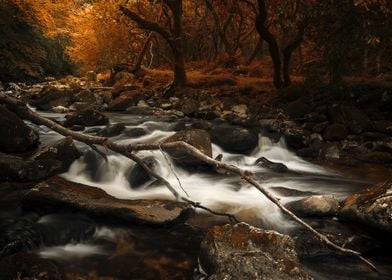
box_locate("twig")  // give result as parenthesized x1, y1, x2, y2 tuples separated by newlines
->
(158, 143, 190, 197)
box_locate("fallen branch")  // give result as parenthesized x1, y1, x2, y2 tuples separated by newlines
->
(0, 93, 377, 271)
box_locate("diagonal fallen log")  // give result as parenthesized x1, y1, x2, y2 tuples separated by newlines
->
(0, 93, 377, 271)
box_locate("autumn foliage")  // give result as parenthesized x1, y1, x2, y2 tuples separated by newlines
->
(2, 0, 391, 84)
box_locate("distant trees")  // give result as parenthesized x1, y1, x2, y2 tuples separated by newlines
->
(8, 0, 391, 87)
(255, 0, 309, 88)
(120, 0, 187, 86)
(310, 0, 391, 84)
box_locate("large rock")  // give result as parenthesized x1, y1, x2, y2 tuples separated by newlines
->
(339, 179, 392, 234)
(200, 223, 310, 280)
(283, 128, 310, 150)
(285, 195, 339, 217)
(23, 176, 192, 225)
(30, 86, 73, 111)
(255, 157, 289, 173)
(98, 123, 126, 137)
(210, 124, 258, 154)
(74, 88, 97, 103)
(0, 154, 62, 182)
(163, 129, 212, 168)
(127, 156, 158, 189)
(108, 89, 149, 111)
(30, 137, 81, 173)
(0, 106, 39, 153)
(63, 109, 109, 127)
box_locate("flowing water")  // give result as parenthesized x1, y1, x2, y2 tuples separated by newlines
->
(30, 110, 391, 279)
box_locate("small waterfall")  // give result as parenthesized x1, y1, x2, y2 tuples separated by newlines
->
(61, 126, 351, 232)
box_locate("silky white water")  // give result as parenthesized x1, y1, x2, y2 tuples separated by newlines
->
(60, 121, 350, 232)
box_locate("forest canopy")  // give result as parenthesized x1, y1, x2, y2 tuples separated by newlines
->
(1, 0, 391, 85)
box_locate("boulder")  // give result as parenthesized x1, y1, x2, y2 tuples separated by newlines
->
(98, 123, 126, 137)
(175, 98, 199, 116)
(82, 150, 104, 181)
(127, 157, 158, 189)
(0, 154, 62, 182)
(63, 109, 109, 127)
(200, 223, 310, 280)
(108, 89, 149, 111)
(339, 179, 392, 234)
(30, 137, 81, 173)
(0, 106, 39, 153)
(323, 124, 348, 141)
(210, 124, 258, 154)
(163, 129, 212, 168)
(255, 157, 289, 173)
(285, 195, 339, 217)
(30, 86, 73, 111)
(125, 127, 148, 138)
(283, 128, 310, 150)
(23, 176, 192, 226)
(74, 89, 97, 103)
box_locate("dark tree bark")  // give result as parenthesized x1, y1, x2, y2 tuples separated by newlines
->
(255, 0, 282, 88)
(132, 32, 154, 73)
(120, 0, 187, 86)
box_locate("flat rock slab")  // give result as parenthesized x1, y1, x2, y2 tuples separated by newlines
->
(23, 177, 192, 226)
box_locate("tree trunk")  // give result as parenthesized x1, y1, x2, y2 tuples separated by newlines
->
(165, 0, 187, 86)
(133, 32, 154, 72)
(255, 0, 282, 88)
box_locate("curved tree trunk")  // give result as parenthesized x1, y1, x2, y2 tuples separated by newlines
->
(255, 0, 282, 89)
(119, 1, 187, 87)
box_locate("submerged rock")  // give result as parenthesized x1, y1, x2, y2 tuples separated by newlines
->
(63, 109, 109, 127)
(210, 124, 258, 154)
(339, 179, 392, 234)
(163, 129, 212, 169)
(0, 106, 39, 153)
(23, 177, 192, 226)
(98, 123, 126, 137)
(127, 156, 158, 189)
(285, 195, 339, 217)
(200, 223, 310, 280)
(30, 137, 81, 173)
(255, 157, 289, 173)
